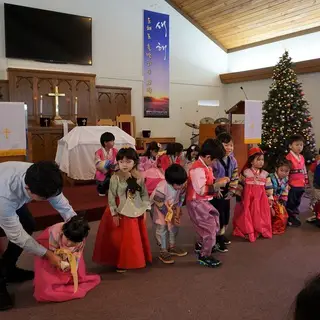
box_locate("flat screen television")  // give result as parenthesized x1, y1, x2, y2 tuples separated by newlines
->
(4, 3, 92, 65)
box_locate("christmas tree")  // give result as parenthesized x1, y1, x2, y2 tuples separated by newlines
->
(260, 50, 316, 165)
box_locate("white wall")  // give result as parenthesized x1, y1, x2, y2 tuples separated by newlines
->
(0, 0, 228, 146)
(228, 32, 320, 72)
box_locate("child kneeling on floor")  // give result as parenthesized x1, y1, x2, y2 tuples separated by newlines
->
(34, 216, 100, 302)
(150, 164, 188, 264)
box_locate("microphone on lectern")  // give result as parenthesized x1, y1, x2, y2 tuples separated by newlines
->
(240, 86, 249, 100)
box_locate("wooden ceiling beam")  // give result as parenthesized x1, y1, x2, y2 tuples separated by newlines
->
(164, 0, 227, 52)
(205, 1, 317, 33)
(219, 58, 320, 84)
(214, 6, 320, 38)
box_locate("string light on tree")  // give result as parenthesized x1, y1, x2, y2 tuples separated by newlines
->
(260, 50, 316, 165)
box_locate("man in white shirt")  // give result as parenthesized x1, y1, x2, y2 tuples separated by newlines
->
(0, 161, 76, 311)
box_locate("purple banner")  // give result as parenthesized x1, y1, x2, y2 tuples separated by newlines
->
(143, 10, 169, 118)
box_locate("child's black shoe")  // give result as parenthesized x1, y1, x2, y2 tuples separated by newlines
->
(198, 255, 222, 268)
(288, 215, 302, 227)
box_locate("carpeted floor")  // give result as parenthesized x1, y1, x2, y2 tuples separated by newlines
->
(2, 196, 319, 320)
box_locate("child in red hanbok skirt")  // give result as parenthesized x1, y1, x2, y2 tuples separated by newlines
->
(93, 147, 152, 272)
(233, 147, 273, 242)
(269, 159, 290, 235)
(139, 141, 165, 195)
(158, 143, 184, 173)
(34, 216, 100, 302)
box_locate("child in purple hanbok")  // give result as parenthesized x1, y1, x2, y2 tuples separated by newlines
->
(150, 164, 187, 264)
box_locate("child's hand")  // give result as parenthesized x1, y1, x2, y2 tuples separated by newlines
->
(113, 214, 120, 227)
(216, 177, 230, 188)
(45, 250, 62, 269)
(268, 198, 273, 207)
(225, 192, 233, 200)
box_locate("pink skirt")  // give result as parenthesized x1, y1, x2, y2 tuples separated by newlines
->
(141, 168, 164, 195)
(233, 184, 272, 242)
(34, 228, 101, 302)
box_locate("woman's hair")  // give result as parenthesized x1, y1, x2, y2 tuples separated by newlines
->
(25, 161, 63, 199)
(144, 141, 160, 158)
(186, 144, 200, 161)
(166, 143, 183, 156)
(275, 158, 292, 170)
(116, 147, 139, 167)
(215, 125, 228, 137)
(174, 143, 184, 155)
(247, 152, 264, 169)
(217, 132, 233, 144)
(200, 138, 225, 160)
(62, 216, 90, 243)
(294, 274, 320, 320)
(100, 132, 115, 147)
(165, 164, 187, 186)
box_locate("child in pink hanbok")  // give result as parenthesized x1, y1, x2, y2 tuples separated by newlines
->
(233, 147, 273, 242)
(34, 216, 100, 302)
(139, 141, 165, 195)
(95, 132, 118, 196)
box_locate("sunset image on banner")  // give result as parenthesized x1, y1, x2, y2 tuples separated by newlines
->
(143, 10, 169, 118)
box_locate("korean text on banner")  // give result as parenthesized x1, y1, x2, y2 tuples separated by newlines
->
(0, 102, 26, 156)
(143, 10, 170, 118)
(244, 100, 263, 144)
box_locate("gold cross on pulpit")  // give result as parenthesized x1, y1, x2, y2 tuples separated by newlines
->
(48, 86, 65, 120)
(2, 128, 11, 139)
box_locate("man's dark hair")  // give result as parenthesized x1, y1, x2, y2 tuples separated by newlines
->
(165, 164, 187, 186)
(294, 274, 320, 320)
(25, 161, 63, 198)
(288, 134, 304, 145)
(217, 132, 233, 144)
(215, 125, 228, 137)
(200, 139, 225, 160)
(100, 132, 115, 147)
(62, 216, 90, 243)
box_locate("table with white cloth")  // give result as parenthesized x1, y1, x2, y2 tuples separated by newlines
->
(55, 126, 135, 180)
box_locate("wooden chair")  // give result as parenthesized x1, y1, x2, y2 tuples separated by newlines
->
(97, 119, 114, 126)
(116, 114, 136, 138)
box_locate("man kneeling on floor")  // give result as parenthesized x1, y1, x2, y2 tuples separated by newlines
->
(0, 161, 77, 311)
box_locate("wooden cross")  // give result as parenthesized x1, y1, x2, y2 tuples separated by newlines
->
(48, 86, 65, 120)
(2, 128, 11, 139)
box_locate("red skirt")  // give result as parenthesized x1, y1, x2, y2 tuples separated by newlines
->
(92, 207, 152, 269)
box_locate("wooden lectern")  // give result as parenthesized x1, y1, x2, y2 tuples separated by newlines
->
(226, 100, 248, 170)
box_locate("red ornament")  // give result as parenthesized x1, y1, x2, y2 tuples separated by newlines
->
(272, 128, 276, 131)
(301, 92, 305, 96)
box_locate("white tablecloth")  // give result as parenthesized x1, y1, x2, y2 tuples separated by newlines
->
(55, 126, 135, 180)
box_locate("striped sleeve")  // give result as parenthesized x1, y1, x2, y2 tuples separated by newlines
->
(265, 175, 273, 200)
(235, 173, 245, 197)
(228, 166, 239, 194)
(279, 182, 289, 202)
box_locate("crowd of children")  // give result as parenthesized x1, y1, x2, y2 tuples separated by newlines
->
(32, 129, 320, 305)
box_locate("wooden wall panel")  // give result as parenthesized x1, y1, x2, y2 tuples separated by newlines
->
(8, 68, 96, 123)
(96, 86, 131, 121)
(0, 80, 9, 102)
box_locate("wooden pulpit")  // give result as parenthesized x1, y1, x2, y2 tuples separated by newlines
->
(226, 100, 248, 170)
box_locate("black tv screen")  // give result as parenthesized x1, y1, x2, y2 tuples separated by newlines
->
(4, 3, 92, 65)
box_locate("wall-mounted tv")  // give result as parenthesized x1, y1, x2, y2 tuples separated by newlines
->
(4, 3, 92, 65)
